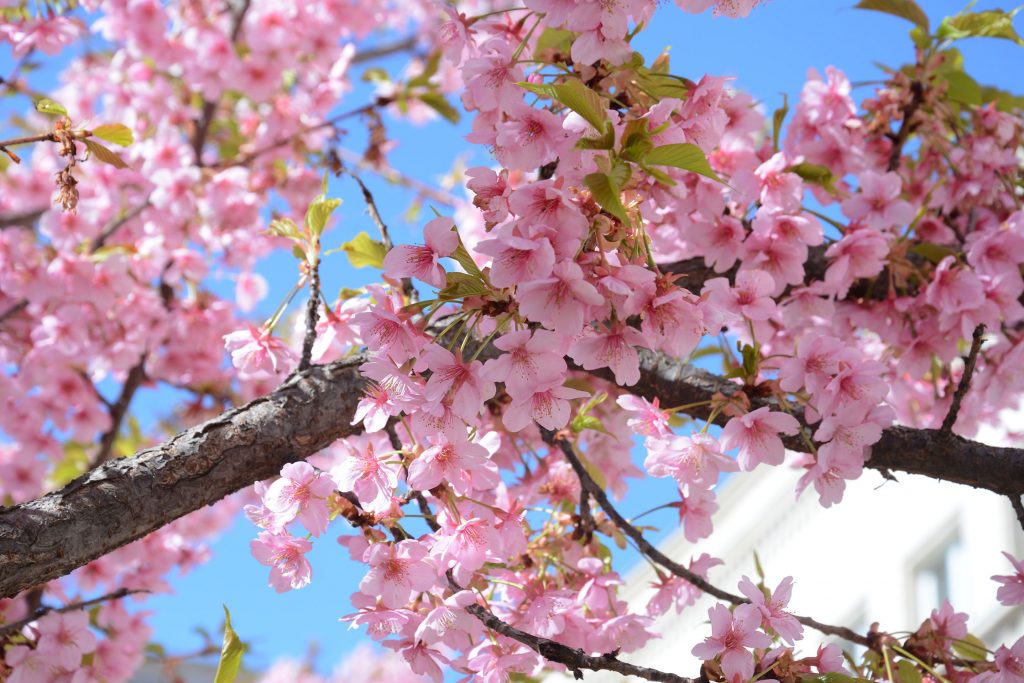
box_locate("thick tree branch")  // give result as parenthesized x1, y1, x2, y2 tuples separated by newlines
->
(541, 429, 872, 648)
(0, 356, 366, 599)
(2, 329, 1023, 598)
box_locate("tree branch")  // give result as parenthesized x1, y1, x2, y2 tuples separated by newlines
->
(0, 299, 28, 326)
(298, 263, 321, 372)
(541, 429, 872, 648)
(940, 324, 985, 433)
(0, 588, 146, 639)
(2, 329, 1023, 599)
(91, 358, 148, 467)
(350, 173, 416, 299)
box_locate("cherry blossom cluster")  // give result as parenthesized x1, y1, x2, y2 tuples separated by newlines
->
(2, 0, 1024, 681)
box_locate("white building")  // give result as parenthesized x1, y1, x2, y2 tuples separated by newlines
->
(549, 445, 1024, 681)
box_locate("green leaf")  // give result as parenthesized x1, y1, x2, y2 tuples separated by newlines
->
(306, 197, 342, 237)
(753, 550, 766, 581)
(408, 52, 442, 89)
(268, 217, 302, 240)
(418, 92, 461, 124)
(644, 143, 723, 183)
(83, 139, 129, 169)
(340, 231, 387, 269)
(943, 70, 982, 105)
(978, 84, 1024, 111)
(519, 79, 608, 133)
(438, 271, 491, 299)
(632, 68, 689, 100)
(570, 413, 611, 435)
(910, 241, 958, 264)
(575, 124, 616, 150)
(534, 27, 575, 58)
(938, 10, 1024, 45)
(855, 0, 929, 30)
(788, 162, 837, 193)
(619, 119, 653, 162)
(896, 660, 923, 683)
(35, 97, 68, 116)
(772, 94, 789, 152)
(584, 171, 629, 225)
(214, 606, 245, 683)
(450, 241, 484, 278)
(952, 634, 989, 661)
(800, 675, 875, 683)
(91, 123, 133, 147)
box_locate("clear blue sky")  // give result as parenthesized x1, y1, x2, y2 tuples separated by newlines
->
(1, 0, 1022, 676)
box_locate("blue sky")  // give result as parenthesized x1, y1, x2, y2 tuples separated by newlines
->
(2, 0, 1023, 677)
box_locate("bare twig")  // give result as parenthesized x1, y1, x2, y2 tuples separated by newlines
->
(190, 0, 252, 166)
(298, 264, 321, 372)
(1010, 495, 1024, 534)
(335, 147, 459, 207)
(350, 173, 416, 299)
(541, 429, 872, 648)
(0, 299, 28, 325)
(90, 200, 149, 252)
(0, 588, 146, 639)
(887, 80, 924, 172)
(447, 571, 692, 683)
(350, 36, 418, 65)
(941, 324, 985, 433)
(0, 208, 46, 230)
(91, 358, 148, 467)
(575, 486, 595, 543)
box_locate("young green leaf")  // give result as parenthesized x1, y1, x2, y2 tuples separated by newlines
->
(306, 197, 342, 237)
(938, 10, 1024, 45)
(438, 271, 491, 299)
(788, 162, 837, 192)
(854, 0, 929, 31)
(450, 241, 484, 278)
(91, 123, 134, 147)
(644, 143, 723, 183)
(771, 93, 789, 152)
(83, 139, 130, 169)
(519, 79, 608, 133)
(214, 606, 245, 683)
(418, 92, 461, 124)
(584, 172, 629, 225)
(35, 98, 68, 116)
(340, 231, 387, 269)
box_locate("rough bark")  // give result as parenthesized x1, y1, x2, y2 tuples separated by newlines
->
(2, 331, 1023, 599)
(0, 356, 365, 599)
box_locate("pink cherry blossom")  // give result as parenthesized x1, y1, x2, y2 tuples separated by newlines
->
(330, 438, 401, 514)
(617, 394, 671, 437)
(517, 261, 604, 336)
(382, 216, 459, 288)
(692, 603, 772, 681)
(569, 324, 647, 386)
(993, 552, 1024, 606)
(721, 407, 801, 470)
(645, 433, 737, 487)
(738, 575, 804, 644)
(223, 325, 296, 380)
(407, 431, 499, 495)
(502, 379, 590, 432)
(841, 171, 915, 231)
(264, 461, 336, 536)
(250, 530, 313, 593)
(485, 329, 568, 398)
(359, 540, 436, 608)
(34, 610, 97, 671)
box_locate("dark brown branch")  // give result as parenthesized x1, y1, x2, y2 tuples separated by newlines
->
(91, 358, 148, 467)
(2, 328, 1023, 598)
(298, 264, 321, 372)
(351, 174, 416, 299)
(90, 200, 149, 252)
(0, 299, 28, 325)
(1010, 495, 1024, 534)
(0, 588, 146, 638)
(941, 324, 985, 433)
(350, 36, 418, 65)
(0, 208, 46, 230)
(448, 572, 692, 683)
(0, 355, 367, 599)
(541, 430, 872, 648)
(190, 0, 251, 166)
(887, 80, 925, 173)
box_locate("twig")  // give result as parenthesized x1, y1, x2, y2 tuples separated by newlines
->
(941, 324, 985, 433)
(541, 430, 872, 648)
(448, 572, 691, 683)
(0, 299, 28, 325)
(350, 174, 416, 299)
(350, 36, 418, 65)
(575, 487, 595, 543)
(90, 200, 149, 252)
(91, 358, 148, 467)
(190, 0, 252, 166)
(335, 147, 459, 207)
(0, 588, 146, 639)
(887, 80, 924, 172)
(298, 264, 321, 372)
(1010, 495, 1024, 533)
(0, 208, 46, 230)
